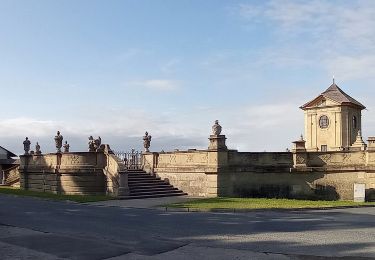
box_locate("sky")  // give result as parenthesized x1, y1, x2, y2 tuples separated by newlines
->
(1, 0, 375, 155)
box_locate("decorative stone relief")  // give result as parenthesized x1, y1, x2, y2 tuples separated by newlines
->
(359, 153, 366, 163)
(169, 154, 177, 164)
(186, 154, 194, 163)
(296, 155, 306, 164)
(342, 153, 351, 163)
(319, 154, 331, 163)
(71, 155, 80, 164)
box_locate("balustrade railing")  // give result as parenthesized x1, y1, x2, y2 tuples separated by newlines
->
(114, 149, 142, 170)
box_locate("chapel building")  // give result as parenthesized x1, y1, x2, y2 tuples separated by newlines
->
(300, 81, 366, 152)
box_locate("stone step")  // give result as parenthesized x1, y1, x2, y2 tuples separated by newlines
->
(128, 179, 166, 185)
(126, 170, 147, 173)
(129, 183, 174, 189)
(129, 186, 179, 192)
(124, 170, 186, 199)
(127, 189, 184, 196)
(128, 175, 161, 180)
(120, 192, 187, 200)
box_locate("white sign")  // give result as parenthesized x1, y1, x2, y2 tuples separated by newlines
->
(354, 183, 366, 202)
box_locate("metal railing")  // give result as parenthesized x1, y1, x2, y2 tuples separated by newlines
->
(115, 149, 142, 170)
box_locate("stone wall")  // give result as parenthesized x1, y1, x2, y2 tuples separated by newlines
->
(145, 147, 375, 201)
(143, 150, 219, 197)
(19, 151, 127, 196)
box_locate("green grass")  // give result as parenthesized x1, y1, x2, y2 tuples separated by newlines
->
(167, 197, 375, 210)
(0, 186, 113, 203)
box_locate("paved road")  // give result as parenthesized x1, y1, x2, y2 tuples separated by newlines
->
(0, 194, 375, 259)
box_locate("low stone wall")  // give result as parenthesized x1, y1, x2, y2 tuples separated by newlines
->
(143, 150, 219, 197)
(19, 151, 127, 196)
(217, 169, 375, 200)
(145, 148, 375, 201)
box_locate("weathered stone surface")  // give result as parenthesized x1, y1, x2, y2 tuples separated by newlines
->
(19, 150, 126, 196)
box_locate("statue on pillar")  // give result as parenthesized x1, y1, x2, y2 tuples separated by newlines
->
(208, 120, 227, 151)
(143, 131, 152, 152)
(63, 141, 70, 153)
(23, 137, 31, 155)
(35, 142, 42, 155)
(54, 131, 63, 153)
(88, 136, 95, 152)
(94, 136, 102, 151)
(212, 120, 222, 135)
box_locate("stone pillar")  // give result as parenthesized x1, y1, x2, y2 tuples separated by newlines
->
(0, 165, 3, 185)
(368, 137, 375, 151)
(118, 172, 129, 196)
(19, 155, 30, 189)
(208, 135, 228, 151)
(208, 120, 228, 151)
(292, 135, 307, 167)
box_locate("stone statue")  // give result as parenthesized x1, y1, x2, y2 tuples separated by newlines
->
(212, 120, 222, 135)
(143, 131, 152, 152)
(88, 136, 95, 152)
(23, 137, 31, 155)
(35, 142, 42, 155)
(94, 136, 102, 151)
(54, 131, 63, 153)
(63, 141, 70, 153)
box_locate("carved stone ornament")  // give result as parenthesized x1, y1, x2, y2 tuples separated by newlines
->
(23, 137, 31, 155)
(296, 154, 306, 164)
(35, 142, 42, 155)
(54, 131, 63, 153)
(63, 141, 70, 153)
(212, 120, 222, 135)
(88, 136, 101, 152)
(88, 136, 95, 152)
(94, 136, 102, 151)
(143, 131, 152, 152)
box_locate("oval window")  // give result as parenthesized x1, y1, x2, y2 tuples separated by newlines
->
(319, 115, 329, 129)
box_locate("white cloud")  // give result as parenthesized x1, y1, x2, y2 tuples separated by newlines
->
(325, 55, 375, 81)
(236, 0, 375, 80)
(129, 79, 179, 91)
(0, 102, 305, 154)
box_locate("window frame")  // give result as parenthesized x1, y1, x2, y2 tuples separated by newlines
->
(319, 115, 329, 129)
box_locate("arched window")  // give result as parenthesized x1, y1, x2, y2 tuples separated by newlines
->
(319, 115, 329, 129)
(353, 116, 357, 129)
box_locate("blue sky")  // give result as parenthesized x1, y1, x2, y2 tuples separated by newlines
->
(1, 0, 375, 154)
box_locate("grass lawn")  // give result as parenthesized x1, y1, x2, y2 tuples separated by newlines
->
(167, 197, 375, 210)
(0, 186, 113, 203)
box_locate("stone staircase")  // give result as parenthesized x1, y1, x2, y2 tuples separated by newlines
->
(3, 166, 20, 187)
(123, 169, 187, 199)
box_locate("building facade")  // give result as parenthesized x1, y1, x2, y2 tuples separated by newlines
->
(0, 146, 17, 185)
(300, 82, 365, 152)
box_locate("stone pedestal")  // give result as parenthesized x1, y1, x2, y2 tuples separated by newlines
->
(208, 135, 227, 151)
(292, 136, 307, 167)
(118, 172, 130, 196)
(351, 131, 367, 151)
(368, 137, 375, 151)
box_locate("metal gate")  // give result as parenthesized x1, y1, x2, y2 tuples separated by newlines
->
(115, 149, 142, 170)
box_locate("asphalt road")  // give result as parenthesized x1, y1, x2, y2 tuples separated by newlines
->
(0, 194, 375, 259)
